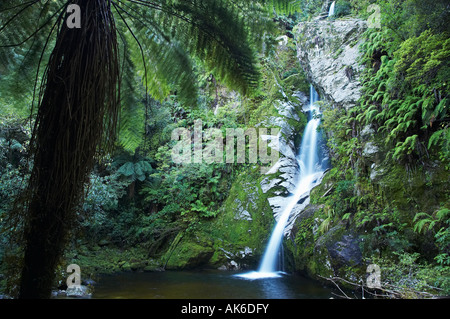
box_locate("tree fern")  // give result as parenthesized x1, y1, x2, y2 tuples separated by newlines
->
(117, 160, 153, 182)
(1, 0, 299, 298)
(114, 36, 146, 153)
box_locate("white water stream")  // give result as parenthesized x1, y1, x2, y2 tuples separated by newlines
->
(328, 1, 336, 17)
(237, 85, 327, 280)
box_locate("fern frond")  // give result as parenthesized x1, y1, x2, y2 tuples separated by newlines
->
(0, 0, 66, 110)
(125, 0, 260, 97)
(319, 217, 332, 234)
(413, 215, 432, 234)
(436, 208, 450, 221)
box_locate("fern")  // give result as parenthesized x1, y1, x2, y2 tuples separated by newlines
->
(116, 159, 154, 182)
(0, 1, 66, 113)
(414, 208, 450, 234)
(437, 208, 450, 220)
(318, 217, 332, 234)
(1, 0, 294, 110)
(358, 26, 450, 163)
(125, 0, 283, 97)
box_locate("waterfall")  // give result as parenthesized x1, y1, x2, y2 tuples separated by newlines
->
(328, 1, 335, 17)
(237, 85, 328, 279)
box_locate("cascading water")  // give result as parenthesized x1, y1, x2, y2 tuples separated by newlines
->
(237, 85, 328, 280)
(328, 1, 336, 17)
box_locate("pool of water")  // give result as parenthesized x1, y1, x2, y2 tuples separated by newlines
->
(92, 270, 334, 299)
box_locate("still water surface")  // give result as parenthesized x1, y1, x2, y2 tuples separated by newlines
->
(93, 270, 334, 299)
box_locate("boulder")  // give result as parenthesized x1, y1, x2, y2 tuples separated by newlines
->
(65, 285, 92, 298)
(362, 141, 380, 162)
(163, 233, 215, 270)
(313, 224, 363, 276)
(327, 233, 363, 268)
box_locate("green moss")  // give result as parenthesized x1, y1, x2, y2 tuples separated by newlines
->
(163, 233, 215, 270)
(209, 167, 275, 255)
(156, 165, 276, 270)
(67, 245, 155, 277)
(287, 213, 316, 271)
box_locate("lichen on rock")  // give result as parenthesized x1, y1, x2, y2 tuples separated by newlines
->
(294, 18, 367, 110)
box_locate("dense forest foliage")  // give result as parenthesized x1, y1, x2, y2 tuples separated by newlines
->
(299, 0, 450, 296)
(0, 0, 449, 298)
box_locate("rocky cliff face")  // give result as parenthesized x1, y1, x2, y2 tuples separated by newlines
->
(259, 93, 312, 237)
(284, 18, 370, 281)
(294, 18, 367, 110)
(161, 18, 374, 275)
(294, 17, 387, 186)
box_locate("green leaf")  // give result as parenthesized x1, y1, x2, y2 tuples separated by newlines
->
(117, 162, 135, 177)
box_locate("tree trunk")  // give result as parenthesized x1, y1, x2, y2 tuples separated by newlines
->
(19, 0, 119, 298)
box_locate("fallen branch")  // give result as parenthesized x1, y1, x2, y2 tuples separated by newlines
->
(321, 185, 334, 198)
(323, 276, 351, 299)
(318, 275, 439, 299)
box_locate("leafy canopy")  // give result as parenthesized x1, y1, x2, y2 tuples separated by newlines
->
(0, 0, 300, 152)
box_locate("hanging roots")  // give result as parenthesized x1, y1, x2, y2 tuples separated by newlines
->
(16, 0, 121, 298)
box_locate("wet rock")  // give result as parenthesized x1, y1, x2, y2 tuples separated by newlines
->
(263, 156, 300, 194)
(275, 100, 301, 121)
(238, 247, 253, 259)
(217, 265, 228, 271)
(362, 141, 379, 162)
(82, 278, 96, 286)
(218, 259, 251, 271)
(218, 247, 235, 260)
(294, 18, 367, 110)
(328, 233, 363, 268)
(65, 285, 92, 298)
(370, 163, 386, 182)
(216, 246, 253, 270)
(360, 124, 375, 143)
(314, 224, 363, 275)
(260, 177, 283, 194)
(233, 199, 253, 221)
(228, 260, 239, 270)
(258, 92, 302, 179)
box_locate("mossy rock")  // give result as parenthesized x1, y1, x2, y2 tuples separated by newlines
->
(143, 259, 164, 272)
(207, 168, 275, 262)
(69, 246, 150, 275)
(287, 205, 365, 283)
(158, 166, 278, 270)
(163, 236, 215, 270)
(303, 224, 364, 282)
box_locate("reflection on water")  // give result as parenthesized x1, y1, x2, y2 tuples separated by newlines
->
(92, 270, 333, 299)
(260, 277, 293, 299)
